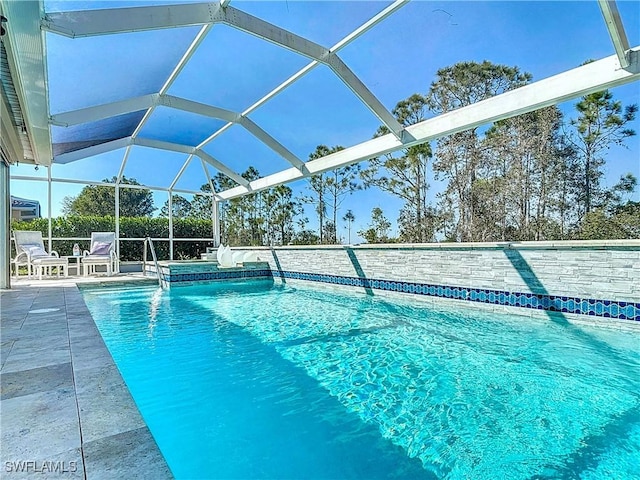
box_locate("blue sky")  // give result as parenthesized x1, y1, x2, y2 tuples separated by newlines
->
(10, 1, 640, 242)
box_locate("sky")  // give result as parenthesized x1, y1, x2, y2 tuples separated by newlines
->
(9, 0, 640, 243)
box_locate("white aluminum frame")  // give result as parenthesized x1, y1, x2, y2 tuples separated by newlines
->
(2, 0, 52, 165)
(598, 0, 631, 68)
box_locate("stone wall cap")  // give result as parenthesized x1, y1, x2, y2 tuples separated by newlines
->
(231, 240, 640, 251)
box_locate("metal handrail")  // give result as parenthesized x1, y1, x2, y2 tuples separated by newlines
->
(143, 237, 165, 288)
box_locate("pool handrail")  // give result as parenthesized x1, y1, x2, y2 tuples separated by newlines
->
(143, 237, 165, 288)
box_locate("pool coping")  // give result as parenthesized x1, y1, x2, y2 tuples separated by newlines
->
(0, 277, 173, 479)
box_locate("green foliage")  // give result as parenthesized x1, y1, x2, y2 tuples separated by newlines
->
(264, 185, 301, 246)
(13, 59, 639, 247)
(576, 202, 640, 239)
(427, 61, 532, 114)
(191, 182, 217, 220)
(160, 195, 193, 218)
(358, 207, 393, 244)
(429, 61, 532, 242)
(216, 168, 304, 246)
(290, 230, 320, 245)
(62, 176, 155, 217)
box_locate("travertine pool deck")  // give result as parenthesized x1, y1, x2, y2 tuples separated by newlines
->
(0, 275, 172, 479)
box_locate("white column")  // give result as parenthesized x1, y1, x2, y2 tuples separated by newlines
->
(212, 200, 220, 247)
(115, 183, 120, 262)
(168, 191, 174, 260)
(47, 166, 52, 252)
(0, 161, 11, 289)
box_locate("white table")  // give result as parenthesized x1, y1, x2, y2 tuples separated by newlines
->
(63, 256, 83, 276)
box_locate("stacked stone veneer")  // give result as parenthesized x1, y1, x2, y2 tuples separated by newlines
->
(241, 241, 640, 325)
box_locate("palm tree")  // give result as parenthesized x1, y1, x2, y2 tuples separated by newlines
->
(342, 209, 355, 244)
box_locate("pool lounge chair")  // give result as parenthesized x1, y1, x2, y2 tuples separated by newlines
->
(12, 230, 68, 279)
(82, 232, 119, 276)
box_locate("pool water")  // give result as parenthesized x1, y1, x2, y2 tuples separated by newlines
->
(81, 280, 640, 480)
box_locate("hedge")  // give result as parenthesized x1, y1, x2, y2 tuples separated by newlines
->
(11, 216, 215, 261)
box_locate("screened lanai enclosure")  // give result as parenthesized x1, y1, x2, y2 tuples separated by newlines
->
(1, 0, 639, 288)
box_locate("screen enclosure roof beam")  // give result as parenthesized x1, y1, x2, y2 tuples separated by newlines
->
(216, 47, 640, 201)
(598, 0, 631, 68)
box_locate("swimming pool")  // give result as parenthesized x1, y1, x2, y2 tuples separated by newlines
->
(82, 280, 640, 479)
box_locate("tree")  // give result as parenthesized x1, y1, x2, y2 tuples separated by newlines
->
(191, 183, 215, 221)
(483, 106, 572, 241)
(567, 88, 637, 217)
(304, 145, 344, 243)
(61, 176, 155, 217)
(358, 207, 391, 244)
(427, 61, 532, 241)
(362, 94, 434, 242)
(159, 194, 192, 218)
(322, 221, 337, 244)
(397, 204, 439, 243)
(577, 200, 640, 239)
(600, 173, 638, 211)
(327, 162, 360, 243)
(291, 216, 319, 245)
(343, 210, 355, 244)
(291, 229, 320, 245)
(264, 185, 301, 245)
(221, 167, 264, 246)
(241, 167, 266, 245)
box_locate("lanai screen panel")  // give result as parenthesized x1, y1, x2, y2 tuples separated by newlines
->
(248, 64, 384, 161)
(46, 27, 201, 113)
(201, 124, 296, 177)
(166, 25, 310, 112)
(138, 107, 228, 147)
(51, 111, 146, 156)
(236, 1, 393, 47)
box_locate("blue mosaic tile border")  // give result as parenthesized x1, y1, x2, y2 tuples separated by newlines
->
(272, 270, 640, 322)
(165, 269, 273, 283)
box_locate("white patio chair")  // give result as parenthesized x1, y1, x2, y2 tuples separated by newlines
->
(82, 232, 119, 276)
(13, 230, 67, 279)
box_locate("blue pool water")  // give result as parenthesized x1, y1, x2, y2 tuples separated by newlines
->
(81, 280, 640, 480)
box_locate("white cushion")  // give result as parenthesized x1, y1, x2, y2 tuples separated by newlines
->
(20, 244, 49, 257)
(90, 241, 112, 255)
(82, 256, 111, 264)
(33, 257, 66, 265)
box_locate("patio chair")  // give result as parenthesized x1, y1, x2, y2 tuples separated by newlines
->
(12, 230, 68, 279)
(82, 232, 119, 276)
